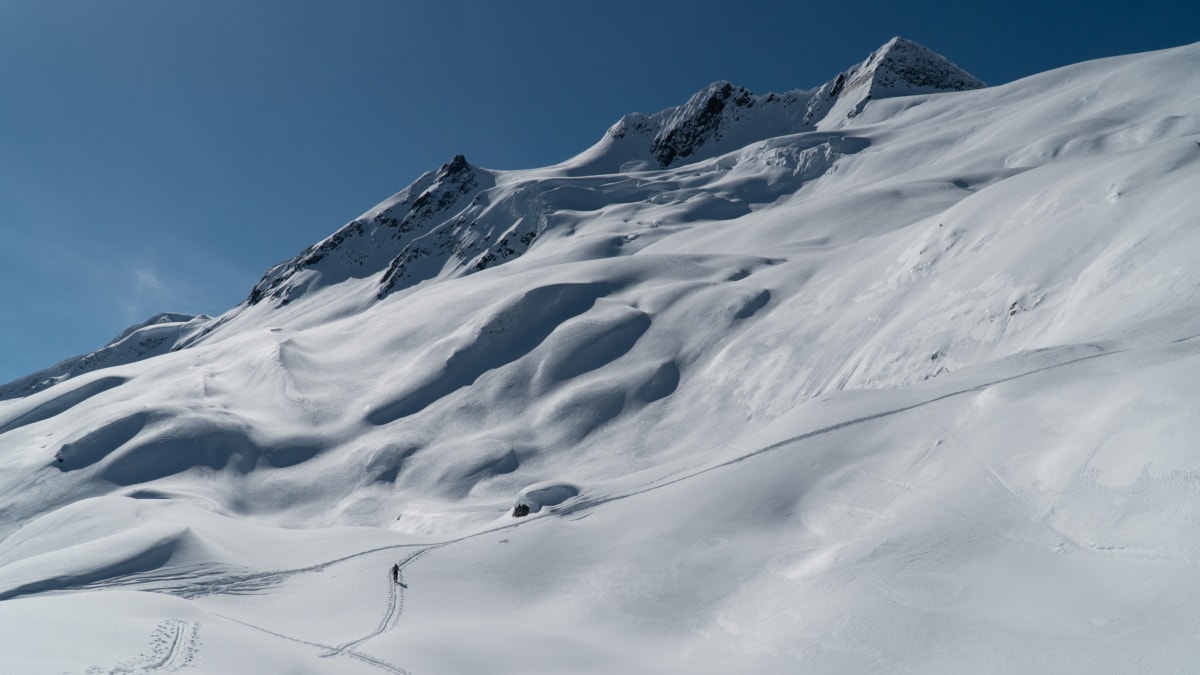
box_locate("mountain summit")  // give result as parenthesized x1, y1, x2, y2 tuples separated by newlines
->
(801, 36, 985, 124)
(245, 153, 494, 308)
(568, 36, 984, 174)
(853, 36, 985, 94)
(182, 37, 985, 329)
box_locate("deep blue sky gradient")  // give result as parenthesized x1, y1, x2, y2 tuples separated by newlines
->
(1, 0, 1196, 382)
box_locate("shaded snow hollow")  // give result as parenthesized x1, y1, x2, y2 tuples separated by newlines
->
(4, 37, 1200, 674)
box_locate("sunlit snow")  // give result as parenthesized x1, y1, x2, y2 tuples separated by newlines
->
(2, 37, 1200, 674)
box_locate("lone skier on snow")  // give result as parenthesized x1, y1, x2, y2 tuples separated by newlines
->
(391, 563, 400, 585)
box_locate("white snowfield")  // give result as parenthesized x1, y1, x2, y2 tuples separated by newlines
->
(2, 37, 1200, 673)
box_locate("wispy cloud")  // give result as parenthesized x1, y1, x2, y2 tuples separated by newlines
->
(104, 252, 247, 328)
(0, 235, 259, 383)
(126, 263, 171, 319)
(57, 239, 252, 339)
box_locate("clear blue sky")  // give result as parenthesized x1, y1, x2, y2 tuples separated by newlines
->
(0, 0, 1196, 383)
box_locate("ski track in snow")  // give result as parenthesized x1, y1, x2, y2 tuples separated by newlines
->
(49, 339, 1192, 674)
(86, 619, 201, 675)
(75, 543, 431, 598)
(213, 611, 412, 675)
(320, 565, 407, 658)
(555, 342, 1128, 517)
(75, 544, 447, 672)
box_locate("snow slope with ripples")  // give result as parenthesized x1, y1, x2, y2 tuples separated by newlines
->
(2, 37, 1200, 674)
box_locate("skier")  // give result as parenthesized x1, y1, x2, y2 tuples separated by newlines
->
(391, 563, 400, 585)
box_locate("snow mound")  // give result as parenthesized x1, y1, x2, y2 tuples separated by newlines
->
(512, 481, 581, 516)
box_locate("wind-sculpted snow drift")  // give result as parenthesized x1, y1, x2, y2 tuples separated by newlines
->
(3, 37, 1200, 674)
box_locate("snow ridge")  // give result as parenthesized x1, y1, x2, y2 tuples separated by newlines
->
(0, 313, 208, 401)
(245, 154, 495, 307)
(803, 36, 985, 123)
(210, 38, 982, 321)
(571, 36, 983, 174)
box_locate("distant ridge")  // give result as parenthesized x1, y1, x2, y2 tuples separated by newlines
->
(0, 313, 208, 400)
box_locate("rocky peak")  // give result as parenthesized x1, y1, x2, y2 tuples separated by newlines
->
(572, 37, 983, 174)
(396, 154, 479, 231)
(592, 81, 811, 172)
(864, 37, 985, 94)
(804, 37, 985, 123)
(649, 81, 757, 167)
(245, 154, 489, 308)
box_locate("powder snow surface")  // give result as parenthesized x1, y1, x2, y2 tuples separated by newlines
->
(2, 39, 1200, 674)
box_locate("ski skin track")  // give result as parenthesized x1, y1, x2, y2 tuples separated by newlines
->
(212, 611, 412, 675)
(94, 619, 200, 675)
(24, 338, 1156, 674)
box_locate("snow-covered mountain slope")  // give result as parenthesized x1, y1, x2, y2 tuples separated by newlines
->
(0, 313, 210, 401)
(162, 35, 981, 338)
(3, 37, 1200, 674)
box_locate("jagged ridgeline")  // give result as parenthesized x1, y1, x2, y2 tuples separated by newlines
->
(245, 153, 516, 306)
(2, 36, 988, 396)
(572, 36, 983, 173)
(236, 36, 982, 313)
